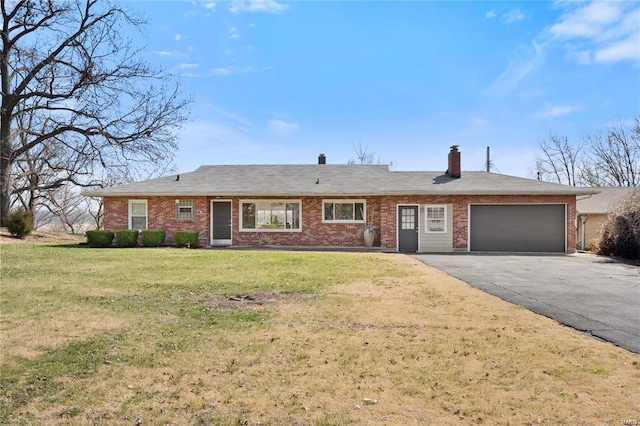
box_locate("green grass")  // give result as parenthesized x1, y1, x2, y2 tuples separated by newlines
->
(0, 244, 412, 423)
(1, 242, 638, 425)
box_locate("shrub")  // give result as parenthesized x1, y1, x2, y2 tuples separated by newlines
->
(115, 230, 139, 248)
(174, 230, 199, 248)
(141, 229, 166, 247)
(5, 209, 33, 239)
(86, 230, 115, 248)
(595, 190, 640, 260)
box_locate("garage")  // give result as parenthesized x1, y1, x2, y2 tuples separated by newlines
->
(469, 204, 566, 252)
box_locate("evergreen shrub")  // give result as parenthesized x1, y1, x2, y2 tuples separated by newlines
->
(116, 230, 139, 248)
(86, 230, 115, 248)
(141, 229, 166, 247)
(5, 209, 33, 239)
(174, 230, 199, 248)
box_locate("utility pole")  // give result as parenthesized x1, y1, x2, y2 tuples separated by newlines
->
(486, 146, 490, 172)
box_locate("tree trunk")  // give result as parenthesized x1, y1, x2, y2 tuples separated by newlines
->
(1, 6, 13, 226)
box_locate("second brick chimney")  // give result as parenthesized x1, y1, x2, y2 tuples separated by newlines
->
(447, 145, 461, 178)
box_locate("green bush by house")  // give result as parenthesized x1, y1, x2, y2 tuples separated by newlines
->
(5, 209, 33, 239)
(141, 229, 166, 247)
(86, 230, 115, 248)
(115, 230, 139, 248)
(174, 230, 199, 248)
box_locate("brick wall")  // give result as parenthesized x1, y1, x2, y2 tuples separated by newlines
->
(232, 197, 380, 247)
(103, 193, 577, 252)
(377, 194, 576, 252)
(103, 196, 210, 246)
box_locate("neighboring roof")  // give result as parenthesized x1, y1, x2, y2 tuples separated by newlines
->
(84, 164, 598, 197)
(576, 187, 639, 214)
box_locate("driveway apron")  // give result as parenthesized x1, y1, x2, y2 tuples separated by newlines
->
(411, 253, 640, 354)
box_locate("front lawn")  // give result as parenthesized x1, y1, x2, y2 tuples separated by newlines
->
(0, 242, 638, 425)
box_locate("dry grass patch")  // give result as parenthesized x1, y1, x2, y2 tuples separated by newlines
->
(0, 243, 638, 425)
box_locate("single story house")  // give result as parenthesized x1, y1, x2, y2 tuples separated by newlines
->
(576, 187, 638, 250)
(85, 147, 596, 253)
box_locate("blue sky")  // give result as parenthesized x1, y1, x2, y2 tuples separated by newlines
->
(125, 0, 639, 178)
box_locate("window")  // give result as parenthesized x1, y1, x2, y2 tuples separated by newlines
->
(128, 200, 147, 231)
(240, 200, 301, 231)
(323, 200, 365, 223)
(176, 199, 195, 221)
(425, 205, 446, 233)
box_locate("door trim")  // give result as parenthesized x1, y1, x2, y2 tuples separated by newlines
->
(397, 204, 420, 252)
(210, 200, 233, 246)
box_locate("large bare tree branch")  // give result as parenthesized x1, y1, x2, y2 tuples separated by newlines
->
(534, 114, 639, 188)
(1, 0, 191, 225)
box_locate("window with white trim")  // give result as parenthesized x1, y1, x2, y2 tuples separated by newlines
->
(425, 205, 446, 233)
(323, 200, 365, 223)
(240, 200, 301, 231)
(128, 200, 148, 231)
(176, 199, 195, 221)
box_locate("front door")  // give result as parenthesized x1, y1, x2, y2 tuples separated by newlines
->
(211, 201, 232, 246)
(398, 206, 419, 252)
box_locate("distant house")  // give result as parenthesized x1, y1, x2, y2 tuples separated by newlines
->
(576, 187, 638, 250)
(84, 147, 595, 253)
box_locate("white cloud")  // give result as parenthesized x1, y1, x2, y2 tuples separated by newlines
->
(266, 119, 299, 136)
(549, 1, 640, 64)
(211, 66, 254, 76)
(229, 0, 288, 14)
(488, 40, 545, 95)
(594, 34, 640, 63)
(471, 116, 489, 127)
(534, 104, 580, 119)
(183, 65, 273, 78)
(174, 33, 185, 41)
(550, 2, 622, 39)
(177, 63, 200, 69)
(203, 2, 216, 10)
(212, 67, 232, 76)
(485, 10, 496, 19)
(230, 27, 240, 39)
(152, 50, 187, 58)
(490, 1, 639, 95)
(502, 9, 526, 23)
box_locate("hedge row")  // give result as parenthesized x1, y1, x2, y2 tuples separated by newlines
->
(85, 230, 200, 248)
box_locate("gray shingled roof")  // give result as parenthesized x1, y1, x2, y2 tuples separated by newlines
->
(576, 187, 638, 214)
(83, 164, 598, 197)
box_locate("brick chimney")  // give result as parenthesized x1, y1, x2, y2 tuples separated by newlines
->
(318, 153, 326, 164)
(446, 145, 461, 178)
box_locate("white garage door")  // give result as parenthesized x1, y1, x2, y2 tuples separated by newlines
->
(470, 205, 566, 252)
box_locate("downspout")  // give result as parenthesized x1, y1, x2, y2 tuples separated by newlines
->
(576, 194, 594, 251)
(580, 215, 589, 251)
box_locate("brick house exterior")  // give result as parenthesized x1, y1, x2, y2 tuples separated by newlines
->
(88, 148, 593, 253)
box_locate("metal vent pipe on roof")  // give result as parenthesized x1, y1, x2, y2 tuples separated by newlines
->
(318, 153, 326, 164)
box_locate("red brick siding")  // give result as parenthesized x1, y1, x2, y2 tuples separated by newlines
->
(233, 197, 380, 247)
(103, 194, 576, 252)
(376, 194, 576, 252)
(103, 196, 210, 246)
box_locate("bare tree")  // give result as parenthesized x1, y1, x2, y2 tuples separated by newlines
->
(348, 141, 393, 166)
(583, 117, 640, 187)
(535, 133, 584, 186)
(0, 0, 191, 225)
(534, 115, 639, 187)
(40, 185, 89, 233)
(82, 157, 176, 230)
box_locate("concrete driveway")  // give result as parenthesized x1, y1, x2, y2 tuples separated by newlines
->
(411, 253, 640, 353)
